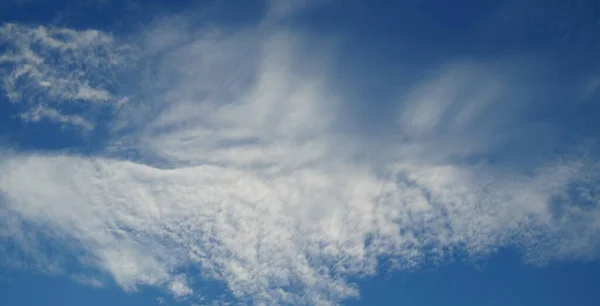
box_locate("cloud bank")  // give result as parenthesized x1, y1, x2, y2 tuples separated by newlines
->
(1, 8, 599, 306)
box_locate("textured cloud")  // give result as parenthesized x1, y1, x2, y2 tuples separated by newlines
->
(1, 13, 600, 306)
(0, 23, 133, 130)
(1, 144, 598, 304)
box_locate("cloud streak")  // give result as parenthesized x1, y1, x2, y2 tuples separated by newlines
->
(18, 105, 94, 131)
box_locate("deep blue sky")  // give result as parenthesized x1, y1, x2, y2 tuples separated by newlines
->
(2, 249, 600, 305)
(1, 0, 599, 305)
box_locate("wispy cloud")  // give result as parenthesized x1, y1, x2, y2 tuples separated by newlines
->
(0, 23, 134, 132)
(71, 274, 104, 288)
(0, 23, 132, 103)
(0, 7, 599, 306)
(265, 0, 327, 20)
(18, 105, 94, 131)
(582, 75, 600, 102)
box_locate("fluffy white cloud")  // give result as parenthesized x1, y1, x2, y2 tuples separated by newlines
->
(1, 15, 599, 306)
(1, 145, 597, 304)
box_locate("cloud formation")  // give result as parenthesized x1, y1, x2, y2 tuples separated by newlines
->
(0, 23, 133, 130)
(1, 8, 599, 306)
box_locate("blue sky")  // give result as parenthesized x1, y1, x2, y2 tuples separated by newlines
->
(0, 0, 599, 305)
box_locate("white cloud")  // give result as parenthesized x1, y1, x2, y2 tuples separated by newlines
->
(0, 23, 133, 130)
(1, 16, 599, 306)
(394, 61, 526, 164)
(71, 274, 104, 288)
(136, 30, 336, 170)
(1, 147, 597, 304)
(18, 105, 94, 131)
(0, 23, 131, 103)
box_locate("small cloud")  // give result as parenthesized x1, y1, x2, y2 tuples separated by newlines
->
(18, 105, 94, 131)
(169, 279, 192, 297)
(71, 274, 104, 288)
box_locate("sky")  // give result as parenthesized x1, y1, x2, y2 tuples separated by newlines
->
(0, 0, 599, 305)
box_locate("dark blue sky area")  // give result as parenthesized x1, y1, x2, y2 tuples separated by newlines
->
(2, 249, 599, 306)
(350, 249, 600, 306)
